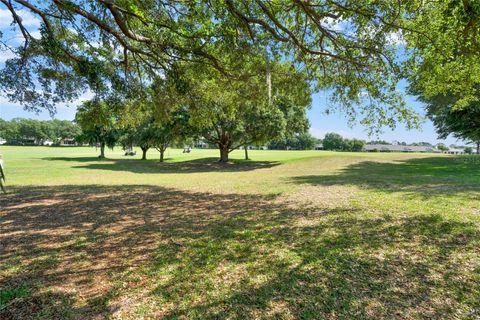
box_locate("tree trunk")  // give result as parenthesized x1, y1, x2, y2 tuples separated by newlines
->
(477, 141, 480, 155)
(219, 145, 229, 162)
(141, 146, 148, 160)
(160, 148, 165, 162)
(244, 146, 249, 160)
(99, 141, 105, 158)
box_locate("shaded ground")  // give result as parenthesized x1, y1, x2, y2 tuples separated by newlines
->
(1, 155, 480, 319)
(42, 157, 281, 174)
(291, 157, 480, 199)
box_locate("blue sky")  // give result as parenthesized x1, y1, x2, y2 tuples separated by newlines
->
(307, 91, 461, 145)
(0, 5, 464, 146)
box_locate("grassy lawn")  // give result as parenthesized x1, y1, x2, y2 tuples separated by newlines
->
(1, 146, 479, 319)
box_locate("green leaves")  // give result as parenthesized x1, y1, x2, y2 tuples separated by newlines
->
(404, 0, 480, 144)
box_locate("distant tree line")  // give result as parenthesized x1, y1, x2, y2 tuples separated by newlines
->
(268, 133, 319, 150)
(0, 118, 81, 146)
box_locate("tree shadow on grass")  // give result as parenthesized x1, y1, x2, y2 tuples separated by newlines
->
(157, 212, 480, 319)
(1, 184, 479, 319)
(290, 156, 480, 199)
(43, 157, 281, 173)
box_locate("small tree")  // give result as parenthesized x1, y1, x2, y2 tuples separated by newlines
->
(150, 108, 190, 162)
(436, 143, 449, 152)
(323, 133, 345, 151)
(351, 139, 366, 152)
(293, 133, 317, 150)
(464, 147, 473, 154)
(134, 120, 157, 160)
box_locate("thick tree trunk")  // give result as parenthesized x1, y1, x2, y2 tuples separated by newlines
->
(99, 142, 105, 158)
(219, 146, 229, 162)
(477, 141, 480, 155)
(244, 146, 249, 160)
(141, 146, 148, 160)
(160, 148, 165, 162)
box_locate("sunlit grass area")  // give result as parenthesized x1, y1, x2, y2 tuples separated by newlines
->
(1, 146, 479, 319)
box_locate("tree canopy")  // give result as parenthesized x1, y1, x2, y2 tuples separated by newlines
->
(0, 118, 80, 145)
(0, 0, 422, 130)
(404, 0, 480, 147)
(75, 99, 119, 158)
(182, 56, 311, 161)
(2, 1, 479, 147)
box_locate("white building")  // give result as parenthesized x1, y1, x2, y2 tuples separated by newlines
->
(364, 144, 440, 153)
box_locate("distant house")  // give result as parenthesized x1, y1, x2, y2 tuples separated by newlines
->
(443, 148, 465, 155)
(0, 138, 5, 145)
(194, 140, 210, 149)
(240, 145, 268, 150)
(60, 138, 76, 146)
(22, 137, 37, 145)
(364, 144, 440, 153)
(315, 143, 323, 150)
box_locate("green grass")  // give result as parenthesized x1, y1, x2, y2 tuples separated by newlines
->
(0, 146, 479, 319)
(0, 286, 30, 310)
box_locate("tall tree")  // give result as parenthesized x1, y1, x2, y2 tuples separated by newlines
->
(75, 99, 119, 158)
(184, 58, 310, 162)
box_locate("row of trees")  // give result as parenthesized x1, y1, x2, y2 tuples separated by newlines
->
(268, 133, 319, 151)
(0, 118, 80, 145)
(74, 59, 312, 162)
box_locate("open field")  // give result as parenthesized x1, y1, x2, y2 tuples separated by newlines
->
(1, 146, 479, 319)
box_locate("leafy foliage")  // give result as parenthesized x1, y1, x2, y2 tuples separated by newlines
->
(75, 99, 119, 157)
(0, 118, 80, 145)
(404, 1, 480, 145)
(183, 58, 311, 161)
(323, 133, 365, 152)
(0, 0, 421, 130)
(269, 133, 318, 150)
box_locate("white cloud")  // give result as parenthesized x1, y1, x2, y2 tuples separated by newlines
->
(0, 49, 16, 63)
(0, 8, 40, 28)
(386, 31, 405, 46)
(30, 30, 41, 39)
(0, 9, 13, 28)
(322, 17, 348, 32)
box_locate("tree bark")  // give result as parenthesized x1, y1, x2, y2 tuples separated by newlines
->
(141, 146, 149, 160)
(244, 146, 249, 160)
(477, 141, 480, 155)
(99, 141, 105, 158)
(219, 145, 229, 162)
(160, 148, 165, 162)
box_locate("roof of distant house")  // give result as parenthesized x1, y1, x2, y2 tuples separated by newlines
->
(364, 144, 439, 152)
